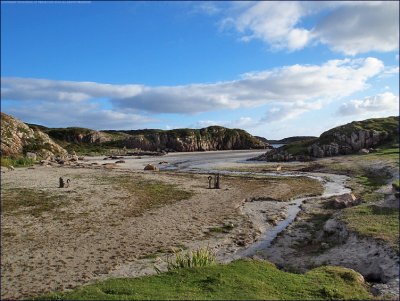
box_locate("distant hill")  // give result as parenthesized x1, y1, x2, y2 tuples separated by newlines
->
(47, 126, 269, 153)
(253, 116, 399, 161)
(266, 136, 317, 144)
(1, 113, 270, 156)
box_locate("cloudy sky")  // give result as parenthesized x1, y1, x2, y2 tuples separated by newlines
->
(1, 1, 399, 139)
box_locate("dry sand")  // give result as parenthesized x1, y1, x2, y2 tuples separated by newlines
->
(1, 162, 303, 300)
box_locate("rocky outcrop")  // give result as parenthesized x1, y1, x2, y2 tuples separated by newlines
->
(252, 116, 399, 161)
(1, 113, 67, 158)
(112, 127, 269, 152)
(308, 128, 392, 157)
(251, 148, 312, 162)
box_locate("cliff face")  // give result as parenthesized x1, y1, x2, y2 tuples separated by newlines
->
(6, 115, 268, 154)
(308, 116, 398, 157)
(113, 127, 268, 152)
(1, 113, 67, 157)
(253, 116, 399, 161)
(308, 129, 390, 157)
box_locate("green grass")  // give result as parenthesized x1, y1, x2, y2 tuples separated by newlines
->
(364, 147, 400, 162)
(341, 205, 399, 251)
(1, 188, 66, 218)
(392, 180, 400, 191)
(37, 259, 371, 300)
(1, 156, 36, 168)
(165, 247, 216, 271)
(100, 176, 194, 217)
(208, 223, 235, 233)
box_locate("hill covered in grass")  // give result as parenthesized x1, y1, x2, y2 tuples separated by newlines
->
(38, 259, 371, 300)
(254, 116, 399, 161)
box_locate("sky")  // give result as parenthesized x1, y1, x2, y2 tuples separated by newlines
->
(1, 1, 399, 139)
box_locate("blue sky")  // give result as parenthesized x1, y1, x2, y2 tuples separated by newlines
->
(1, 1, 399, 139)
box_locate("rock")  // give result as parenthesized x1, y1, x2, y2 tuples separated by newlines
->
(102, 163, 117, 169)
(69, 155, 79, 162)
(320, 242, 329, 249)
(323, 219, 341, 234)
(1, 112, 67, 158)
(144, 164, 158, 171)
(359, 148, 369, 154)
(26, 152, 37, 160)
(115, 160, 125, 164)
(331, 193, 361, 209)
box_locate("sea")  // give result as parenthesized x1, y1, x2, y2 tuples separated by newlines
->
(270, 144, 284, 148)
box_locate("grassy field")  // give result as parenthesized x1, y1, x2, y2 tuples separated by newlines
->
(97, 175, 194, 217)
(224, 174, 324, 201)
(335, 147, 399, 251)
(37, 259, 371, 300)
(0, 156, 36, 168)
(341, 205, 399, 251)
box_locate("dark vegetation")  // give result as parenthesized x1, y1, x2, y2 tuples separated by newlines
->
(266, 136, 317, 144)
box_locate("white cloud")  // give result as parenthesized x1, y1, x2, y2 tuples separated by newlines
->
(5, 101, 155, 130)
(262, 100, 323, 123)
(224, 1, 311, 51)
(384, 66, 400, 75)
(1, 57, 385, 127)
(194, 116, 257, 129)
(192, 2, 221, 15)
(336, 92, 399, 116)
(0, 77, 144, 102)
(221, 1, 399, 55)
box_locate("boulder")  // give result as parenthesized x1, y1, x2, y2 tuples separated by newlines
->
(144, 164, 158, 171)
(26, 152, 37, 160)
(331, 193, 360, 209)
(359, 148, 369, 154)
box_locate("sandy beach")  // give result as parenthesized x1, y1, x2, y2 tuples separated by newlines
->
(1, 150, 323, 299)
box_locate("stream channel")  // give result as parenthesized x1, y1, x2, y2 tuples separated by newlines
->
(164, 157, 351, 258)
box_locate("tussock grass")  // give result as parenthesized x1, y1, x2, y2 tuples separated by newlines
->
(166, 247, 216, 271)
(37, 260, 372, 300)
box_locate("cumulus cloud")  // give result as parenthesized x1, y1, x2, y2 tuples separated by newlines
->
(222, 1, 311, 51)
(1, 57, 385, 126)
(336, 92, 399, 116)
(194, 116, 257, 129)
(262, 100, 323, 123)
(221, 1, 399, 55)
(315, 2, 399, 55)
(5, 101, 155, 130)
(1, 77, 143, 102)
(113, 57, 383, 113)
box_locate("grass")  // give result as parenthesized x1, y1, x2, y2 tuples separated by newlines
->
(99, 175, 194, 217)
(225, 175, 324, 201)
(37, 259, 372, 300)
(1, 188, 66, 218)
(1, 156, 36, 168)
(341, 205, 399, 251)
(165, 247, 216, 271)
(208, 223, 235, 233)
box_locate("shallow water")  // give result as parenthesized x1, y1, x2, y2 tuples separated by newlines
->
(166, 154, 351, 257)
